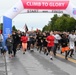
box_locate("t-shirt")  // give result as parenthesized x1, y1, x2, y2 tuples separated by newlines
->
(46, 35, 55, 47)
(54, 34, 61, 43)
(29, 33, 36, 41)
(21, 36, 28, 43)
(69, 34, 75, 42)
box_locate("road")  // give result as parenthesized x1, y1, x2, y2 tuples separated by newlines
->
(0, 49, 76, 75)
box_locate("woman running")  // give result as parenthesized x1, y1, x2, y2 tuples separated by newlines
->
(21, 33, 28, 54)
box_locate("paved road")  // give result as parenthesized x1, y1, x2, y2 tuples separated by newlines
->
(0, 49, 76, 75)
(0, 55, 6, 75)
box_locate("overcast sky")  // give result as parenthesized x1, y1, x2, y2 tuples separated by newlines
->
(0, 0, 76, 31)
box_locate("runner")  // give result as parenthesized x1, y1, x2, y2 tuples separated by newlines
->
(12, 31, 18, 57)
(16, 30, 22, 50)
(42, 32, 47, 54)
(6, 34, 13, 58)
(53, 31, 61, 56)
(26, 31, 30, 50)
(68, 31, 75, 57)
(46, 31, 55, 60)
(21, 33, 28, 54)
(36, 32, 43, 53)
(60, 33, 69, 60)
(29, 31, 36, 52)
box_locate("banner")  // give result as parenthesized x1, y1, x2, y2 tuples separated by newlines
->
(4, 0, 24, 19)
(65, 2, 76, 19)
(21, 0, 69, 10)
(3, 16, 12, 47)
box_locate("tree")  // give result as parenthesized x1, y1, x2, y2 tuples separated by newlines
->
(54, 15, 69, 31)
(12, 25, 17, 31)
(50, 14, 59, 31)
(42, 25, 51, 32)
(42, 14, 76, 32)
(54, 15, 76, 31)
(42, 14, 59, 31)
(68, 17, 76, 31)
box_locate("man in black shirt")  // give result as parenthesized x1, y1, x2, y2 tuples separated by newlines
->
(12, 31, 18, 57)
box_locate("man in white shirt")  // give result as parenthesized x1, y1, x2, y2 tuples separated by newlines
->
(53, 31, 61, 56)
(68, 31, 75, 57)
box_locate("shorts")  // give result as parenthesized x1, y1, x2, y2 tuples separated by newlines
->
(61, 47, 70, 53)
(47, 46, 54, 53)
(30, 41, 35, 45)
(43, 42, 47, 47)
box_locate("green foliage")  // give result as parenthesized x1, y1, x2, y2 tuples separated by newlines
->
(0, 23, 3, 30)
(42, 25, 50, 32)
(42, 14, 76, 32)
(12, 25, 17, 31)
(0, 23, 17, 32)
(50, 14, 59, 31)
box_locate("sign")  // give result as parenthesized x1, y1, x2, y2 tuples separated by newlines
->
(22, 0, 69, 10)
(3, 16, 12, 46)
(26, 9, 63, 13)
(73, 8, 76, 15)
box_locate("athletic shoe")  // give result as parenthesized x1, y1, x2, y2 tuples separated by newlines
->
(23, 52, 25, 54)
(50, 58, 53, 60)
(46, 52, 49, 56)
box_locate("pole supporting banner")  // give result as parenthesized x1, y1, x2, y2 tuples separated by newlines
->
(3, 16, 12, 46)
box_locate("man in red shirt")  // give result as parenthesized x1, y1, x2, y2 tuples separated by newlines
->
(46, 31, 55, 60)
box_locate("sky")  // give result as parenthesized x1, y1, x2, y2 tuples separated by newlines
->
(0, 0, 76, 31)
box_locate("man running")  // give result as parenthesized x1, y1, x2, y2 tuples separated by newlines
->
(46, 31, 55, 60)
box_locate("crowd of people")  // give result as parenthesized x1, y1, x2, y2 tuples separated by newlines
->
(0, 30, 76, 60)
